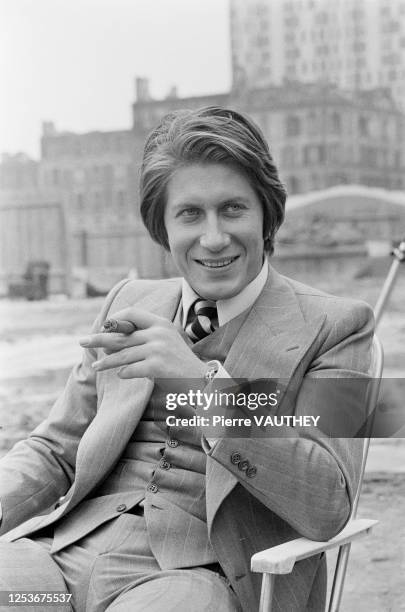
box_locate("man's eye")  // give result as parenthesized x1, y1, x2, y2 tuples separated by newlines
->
(224, 203, 244, 213)
(179, 208, 199, 218)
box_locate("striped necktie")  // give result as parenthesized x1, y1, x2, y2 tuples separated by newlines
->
(185, 299, 218, 342)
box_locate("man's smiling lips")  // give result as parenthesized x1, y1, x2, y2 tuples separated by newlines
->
(193, 255, 240, 269)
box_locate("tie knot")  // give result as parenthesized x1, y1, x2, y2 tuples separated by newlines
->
(186, 298, 218, 342)
(194, 298, 217, 317)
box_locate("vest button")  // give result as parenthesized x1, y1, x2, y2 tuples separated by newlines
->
(230, 452, 241, 465)
(246, 466, 257, 478)
(159, 458, 171, 470)
(238, 459, 249, 471)
(167, 438, 178, 448)
(147, 483, 159, 493)
(116, 504, 127, 512)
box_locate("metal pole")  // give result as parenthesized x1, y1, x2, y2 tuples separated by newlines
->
(374, 240, 405, 326)
(328, 544, 352, 612)
(258, 574, 275, 612)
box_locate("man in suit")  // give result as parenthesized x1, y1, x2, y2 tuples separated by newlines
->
(0, 107, 373, 612)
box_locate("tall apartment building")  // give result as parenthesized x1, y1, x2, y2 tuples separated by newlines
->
(230, 0, 405, 109)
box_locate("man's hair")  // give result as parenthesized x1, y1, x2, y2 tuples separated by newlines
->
(140, 106, 287, 254)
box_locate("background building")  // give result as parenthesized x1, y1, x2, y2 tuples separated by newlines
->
(1, 1, 405, 293)
(0, 153, 39, 190)
(132, 80, 404, 195)
(1, 77, 404, 293)
(230, 0, 405, 110)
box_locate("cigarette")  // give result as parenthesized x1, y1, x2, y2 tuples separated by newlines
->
(102, 319, 137, 334)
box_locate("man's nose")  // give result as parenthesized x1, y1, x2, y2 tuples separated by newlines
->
(199, 219, 231, 251)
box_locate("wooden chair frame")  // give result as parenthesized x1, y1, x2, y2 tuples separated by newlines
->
(251, 335, 384, 612)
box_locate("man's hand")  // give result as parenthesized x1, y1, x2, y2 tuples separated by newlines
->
(79, 307, 207, 380)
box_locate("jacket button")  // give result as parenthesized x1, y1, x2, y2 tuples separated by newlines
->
(238, 459, 249, 471)
(159, 458, 171, 470)
(167, 439, 179, 448)
(246, 466, 257, 478)
(54, 495, 66, 509)
(147, 483, 159, 493)
(116, 504, 127, 512)
(230, 452, 241, 465)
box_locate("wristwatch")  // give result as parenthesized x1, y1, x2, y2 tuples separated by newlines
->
(204, 360, 221, 383)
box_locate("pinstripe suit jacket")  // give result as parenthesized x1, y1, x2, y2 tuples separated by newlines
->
(0, 265, 374, 611)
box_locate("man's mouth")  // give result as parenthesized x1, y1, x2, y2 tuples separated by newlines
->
(195, 255, 240, 269)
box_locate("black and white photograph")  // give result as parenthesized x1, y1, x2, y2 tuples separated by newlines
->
(0, 1, 404, 611)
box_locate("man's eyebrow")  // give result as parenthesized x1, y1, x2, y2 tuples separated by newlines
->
(172, 196, 250, 210)
(220, 197, 249, 204)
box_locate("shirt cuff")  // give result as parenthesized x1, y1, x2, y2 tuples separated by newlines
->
(203, 361, 232, 448)
(213, 362, 232, 380)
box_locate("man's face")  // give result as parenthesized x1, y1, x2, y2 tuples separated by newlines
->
(164, 163, 265, 300)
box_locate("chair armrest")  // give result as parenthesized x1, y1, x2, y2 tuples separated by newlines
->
(251, 518, 378, 575)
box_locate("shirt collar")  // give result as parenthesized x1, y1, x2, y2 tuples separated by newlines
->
(181, 258, 269, 328)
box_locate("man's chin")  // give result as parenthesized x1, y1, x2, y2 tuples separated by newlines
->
(190, 279, 242, 301)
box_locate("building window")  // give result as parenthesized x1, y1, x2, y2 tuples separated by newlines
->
(303, 144, 326, 165)
(76, 193, 84, 211)
(359, 116, 369, 137)
(326, 174, 349, 187)
(307, 111, 318, 135)
(117, 190, 127, 216)
(287, 176, 300, 193)
(93, 191, 102, 211)
(330, 112, 342, 134)
(285, 115, 301, 137)
(360, 146, 378, 167)
(103, 165, 113, 182)
(328, 144, 342, 163)
(281, 146, 296, 166)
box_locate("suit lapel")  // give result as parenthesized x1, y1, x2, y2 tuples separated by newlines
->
(67, 280, 182, 508)
(206, 265, 326, 531)
(225, 264, 325, 381)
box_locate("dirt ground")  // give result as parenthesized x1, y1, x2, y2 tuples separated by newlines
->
(0, 272, 404, 611)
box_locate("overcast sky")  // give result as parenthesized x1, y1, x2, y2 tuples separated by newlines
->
(0, 0, 230, 158)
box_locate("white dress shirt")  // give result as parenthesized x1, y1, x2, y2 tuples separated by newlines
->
(181, 259, 269, 450)
(181, 258, 269, 379)
(182, 257, 268, 329)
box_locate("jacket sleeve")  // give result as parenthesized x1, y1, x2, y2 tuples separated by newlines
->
(0, 279, 130, 536)
(205, 300, 375, 541)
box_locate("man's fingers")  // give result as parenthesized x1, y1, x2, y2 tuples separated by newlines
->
(106, 306, 166, 331)
(117, 363, 151, 379)
(92, 346, 146, 371)
(79, 330, 148, 350)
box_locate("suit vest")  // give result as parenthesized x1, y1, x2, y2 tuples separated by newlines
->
(51, 308, 249, 568)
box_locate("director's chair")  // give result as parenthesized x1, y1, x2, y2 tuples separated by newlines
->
(251, 334, 384, 612)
